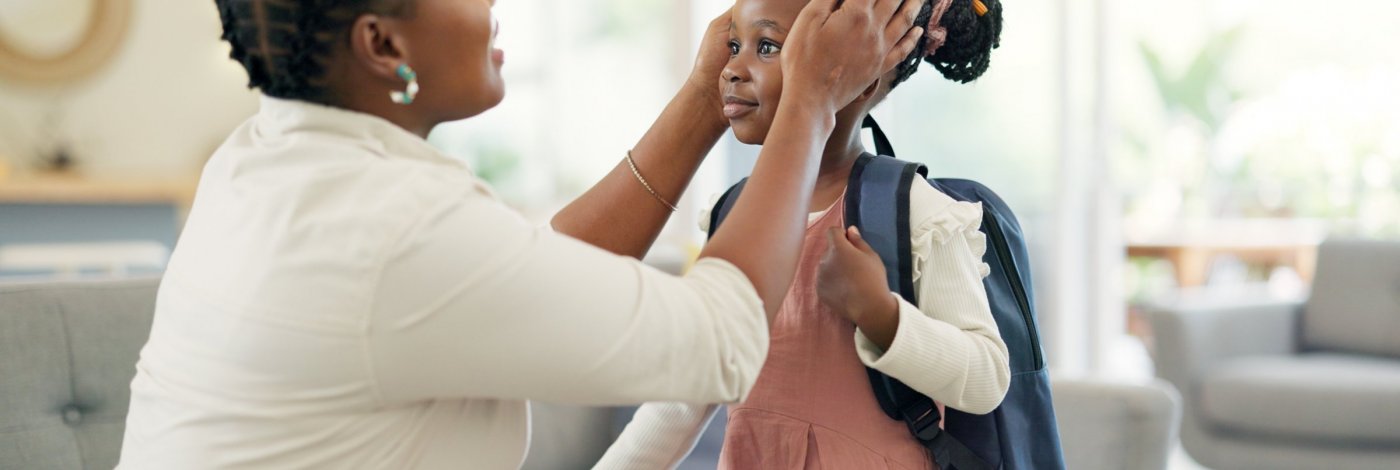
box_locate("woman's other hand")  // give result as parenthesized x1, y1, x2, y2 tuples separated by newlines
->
(781, 0, 925, 115)
(685, 8, 734, 128)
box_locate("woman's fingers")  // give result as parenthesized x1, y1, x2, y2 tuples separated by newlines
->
(798, 0, 839, 25)
(886, 0, 924, 41)
(872, 0, 908, 27)
(883, 24, 925, 72)
(783, 0, 924, 113)
(689, 8, 733, 87)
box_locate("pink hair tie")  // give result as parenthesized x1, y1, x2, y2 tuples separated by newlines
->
(924, 0, 954, 57)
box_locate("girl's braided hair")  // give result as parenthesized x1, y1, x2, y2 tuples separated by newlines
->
(891, 0, 1004, 89)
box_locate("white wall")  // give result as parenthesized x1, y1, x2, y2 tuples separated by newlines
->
(0, 0, 258, 178)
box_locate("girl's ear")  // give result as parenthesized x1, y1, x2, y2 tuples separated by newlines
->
(854, 68, 899, 109)
(855, 76, 884, 104)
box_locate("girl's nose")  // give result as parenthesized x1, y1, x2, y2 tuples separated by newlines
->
(722, 65, 746, 83)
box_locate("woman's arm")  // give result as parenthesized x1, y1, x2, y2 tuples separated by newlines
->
(550, 12, 732, 259)
(594, 403, 720, 469)
(370, 192, 768, 405)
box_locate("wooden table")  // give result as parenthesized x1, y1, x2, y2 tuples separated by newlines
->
(0, 173, 197, 209)
(1125, 219, 1326, 288)
(0, 174, 199, 272)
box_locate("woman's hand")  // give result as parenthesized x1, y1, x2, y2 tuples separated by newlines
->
(552, 12, 734, 259)
(781, 0, 925, 115)
(685, 8, 733, 115)
(818, 226, 900, 349)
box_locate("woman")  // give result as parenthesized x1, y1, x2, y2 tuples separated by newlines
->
(117, 0, 925, 468)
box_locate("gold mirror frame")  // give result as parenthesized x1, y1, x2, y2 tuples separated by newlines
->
(0, 0, 134, 85)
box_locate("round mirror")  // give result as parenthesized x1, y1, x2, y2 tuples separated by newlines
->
(0, 0, 132, 85)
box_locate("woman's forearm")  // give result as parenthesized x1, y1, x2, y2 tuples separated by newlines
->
(699, 94, 836, 322)
(551, 84, 728, 259)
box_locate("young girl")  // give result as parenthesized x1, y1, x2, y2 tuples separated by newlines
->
(117, 0, 924, 468)
(599, 0, 1008, 468)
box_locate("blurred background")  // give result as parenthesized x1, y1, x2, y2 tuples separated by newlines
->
(1, 1, 1397, 469)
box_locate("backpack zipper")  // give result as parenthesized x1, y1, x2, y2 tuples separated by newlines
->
(981, 207, 1044, 370)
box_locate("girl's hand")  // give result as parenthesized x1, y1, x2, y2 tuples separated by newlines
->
(781, 0, 925, 115)
(818, 227, 899, 329)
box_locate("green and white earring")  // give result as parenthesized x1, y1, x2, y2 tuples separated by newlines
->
(389, 64, 419, 105)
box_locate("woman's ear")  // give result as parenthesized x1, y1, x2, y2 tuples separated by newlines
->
(348, 15, 411, 83)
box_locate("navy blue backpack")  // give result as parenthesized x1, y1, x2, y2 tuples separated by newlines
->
(707, 117, 1065, 470)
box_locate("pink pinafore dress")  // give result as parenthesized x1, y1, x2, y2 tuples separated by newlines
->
(718, 196, 939, 470)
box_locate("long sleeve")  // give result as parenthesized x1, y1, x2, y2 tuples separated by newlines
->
(366, 186, 769, 406)
(853, 182, 1011, 415)
(590, 191, 735, 470)
(593, 403, 719, 469)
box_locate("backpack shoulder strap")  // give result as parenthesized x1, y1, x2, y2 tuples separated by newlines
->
(707, 178, 749, 239)
(846, 153, 926, 417)
(845, 153, 925, 304)
(849, 154, 995, 470)
(862, 115, 897, 158)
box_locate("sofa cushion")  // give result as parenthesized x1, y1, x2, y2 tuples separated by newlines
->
(1303, 239, 1400, 358)
(1199, 353, 1400, 445)
(0, 279, 158, 470)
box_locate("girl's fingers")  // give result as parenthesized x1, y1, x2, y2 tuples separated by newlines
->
(846, 226, 878, 256)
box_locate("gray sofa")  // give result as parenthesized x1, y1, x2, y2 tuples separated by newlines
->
(1052, 377, 1180, 470)
(4, 277, 1181, 469)
(1, 279, 156, 470)
(1146, 239, 1400, 470)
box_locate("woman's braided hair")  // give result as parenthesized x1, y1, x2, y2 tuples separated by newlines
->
(215, 0, 415, 103)
(891, 0, 1004, 89)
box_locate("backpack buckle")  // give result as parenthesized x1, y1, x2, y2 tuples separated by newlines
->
(899, 399, 942, 442)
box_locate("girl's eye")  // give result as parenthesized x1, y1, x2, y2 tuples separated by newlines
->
(728, 40, 740, 56)
(758, 40, 781, 56)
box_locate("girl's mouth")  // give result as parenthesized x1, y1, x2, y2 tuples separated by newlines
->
(723, 96, 758, 119)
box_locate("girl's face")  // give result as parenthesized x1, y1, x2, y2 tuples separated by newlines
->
(720, 0, 806, 145)
(401, 0, 505, 120)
